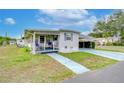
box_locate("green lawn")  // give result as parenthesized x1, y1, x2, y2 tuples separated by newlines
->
(96, 46, 124, 52)
(0, 46, 74, 83)
(59, 52, 117, 70)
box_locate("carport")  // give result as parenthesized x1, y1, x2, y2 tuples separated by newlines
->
(79, 41, 95, 48)
(79, 34, 95, 49)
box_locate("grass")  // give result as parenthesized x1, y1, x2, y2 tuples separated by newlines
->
(96, 46, 124, 52)
(0, 46, 74, 82)
(59, 52, 117, 70)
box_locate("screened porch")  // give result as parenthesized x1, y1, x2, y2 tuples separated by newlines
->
(32, 32, 59, 54)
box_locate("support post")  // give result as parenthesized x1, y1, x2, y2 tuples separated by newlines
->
(53, 41, 54, 50)
(44, 35, 46, 50)
(82, 42, 84, 48)
(53, 35, 54, 50)
(90, 42, 92, 48)
(32, 32, 36, 54)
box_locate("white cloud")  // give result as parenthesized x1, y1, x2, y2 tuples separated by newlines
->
(40, 9, 89, 19)
(4, 18, 16, 25)
(83, 16, 97, 28)
(37, 9, 98, 30)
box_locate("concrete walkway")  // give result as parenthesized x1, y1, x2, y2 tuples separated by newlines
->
(63, 61, 124, 83)
(80, 48, 124, 61)
(47, 53, 90, 74)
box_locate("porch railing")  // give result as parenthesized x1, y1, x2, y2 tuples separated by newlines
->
(35, 41, 59, 51)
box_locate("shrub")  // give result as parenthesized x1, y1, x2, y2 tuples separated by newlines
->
(106, 42, 113, 46)
(92, 42, 95, 48)
(113, 42, 118, 46)
(112, 41, 122, 46)
(23, 47, 31, 52)
(120, 39, 124, 46)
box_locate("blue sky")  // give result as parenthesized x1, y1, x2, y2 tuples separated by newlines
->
(0, 9, 114, 38)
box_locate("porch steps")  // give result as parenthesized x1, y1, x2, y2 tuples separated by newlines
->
(36, 50, 58, 54)
(47, 53, 90, 74)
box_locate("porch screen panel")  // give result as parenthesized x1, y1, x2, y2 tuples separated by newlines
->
(40, 36, 44, 43)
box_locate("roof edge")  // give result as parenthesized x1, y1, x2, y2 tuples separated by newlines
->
(25, 28, 81, 34)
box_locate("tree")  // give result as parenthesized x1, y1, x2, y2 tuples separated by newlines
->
(90, 10, 124, 45)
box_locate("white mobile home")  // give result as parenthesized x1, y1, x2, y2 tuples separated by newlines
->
(9, 40, 16, 45)
(16, 39, 25, 47)
(24, 29, 80, 54)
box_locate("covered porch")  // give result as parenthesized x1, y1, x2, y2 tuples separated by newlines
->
(32, 32, 59, 54)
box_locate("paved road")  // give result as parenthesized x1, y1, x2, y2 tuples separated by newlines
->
(63, 62, 124, 83)
(80, 48, 124, 61)
(47, 53, 89, 74)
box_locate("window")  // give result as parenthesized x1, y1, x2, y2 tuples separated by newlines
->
(40, 36, 44, 43)
(64, 33, 73, 41)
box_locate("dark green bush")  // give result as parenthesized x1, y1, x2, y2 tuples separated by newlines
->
(106, 42, 113, 46)
(92, 42, 95, 48)
(24, 47, 31, 52)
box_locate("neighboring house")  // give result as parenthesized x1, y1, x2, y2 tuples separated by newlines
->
(16, 39, 25, 47)
(94, 32, 121, 46)
(24, 29, 80, 54)
(9, 40, 16, 45)
(94, 38, 107, 46)
(94, 35, 121, 46)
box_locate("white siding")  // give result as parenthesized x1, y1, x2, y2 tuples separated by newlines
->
(58, 32, 79, 53)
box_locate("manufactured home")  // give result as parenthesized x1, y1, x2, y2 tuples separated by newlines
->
(16, 39, 25, 47)
(9, 40, 16, 45)
(24, 29, 80, 54)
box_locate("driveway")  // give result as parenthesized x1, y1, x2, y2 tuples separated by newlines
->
(80, 48, 124, 61)
(63, 61, 124, 83)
